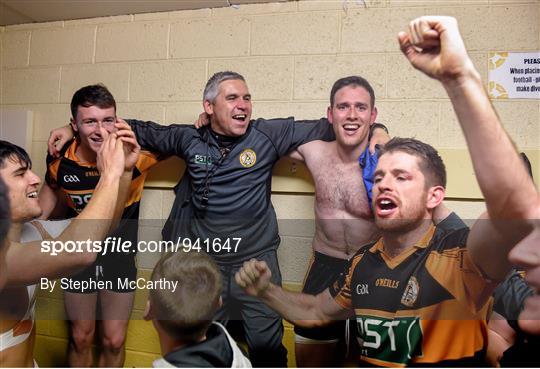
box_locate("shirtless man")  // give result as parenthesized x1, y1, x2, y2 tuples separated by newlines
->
(236, 16, 539, 366)
(287, 76, 387, 366)
(0, 129, 138, 367)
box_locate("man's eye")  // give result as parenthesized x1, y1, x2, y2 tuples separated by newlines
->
(374, 177, 381, 183)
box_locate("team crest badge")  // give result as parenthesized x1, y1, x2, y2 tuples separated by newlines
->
(239, 149, 256, 168)
(401, 276, 419, 307)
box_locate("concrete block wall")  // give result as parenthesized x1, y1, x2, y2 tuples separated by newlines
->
(1, 0, 539, 366)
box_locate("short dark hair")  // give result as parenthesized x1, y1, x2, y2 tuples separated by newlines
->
(0, 140, 32, 170)
(70, 84, 116, 120)
(149, 251, 222, 342)
(379, 137, 447, 188)
(330, 76, 375, 108)
(203, 71, 246, 103)
(0, 177, 10, 249)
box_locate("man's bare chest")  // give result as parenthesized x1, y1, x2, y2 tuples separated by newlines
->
(312, 162, 372, 219)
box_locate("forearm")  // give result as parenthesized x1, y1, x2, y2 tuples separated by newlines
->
(443, 72, 537, 219)
(260, 284, 332, 328)
(60, 173, 120, 243)
(7, 174, 123, 286)
(108, 171, 133, 233)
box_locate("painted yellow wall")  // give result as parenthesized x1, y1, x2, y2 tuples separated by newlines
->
(1, 0, 539, 367)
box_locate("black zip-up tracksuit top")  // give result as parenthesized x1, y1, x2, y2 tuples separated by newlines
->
(128, 117, 334, 264)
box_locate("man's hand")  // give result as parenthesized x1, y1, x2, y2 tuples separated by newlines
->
(96, 128, 125, 179)
(369, 124, 390, 154)
(235, 259, 272, 297)
(194, 112, 210, 129)
(398, 16, 475, 83)
(48, 125, 74, 157)
(114, 119, 140, 172)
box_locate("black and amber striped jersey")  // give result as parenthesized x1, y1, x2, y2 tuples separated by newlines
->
(329, 213, 497, 367)
(45, 139, 159, 245)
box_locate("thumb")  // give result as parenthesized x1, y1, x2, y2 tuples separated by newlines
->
(255, 261, 268, 273)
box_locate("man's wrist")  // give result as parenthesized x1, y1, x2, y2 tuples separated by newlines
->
(260, 282, 275, 299)
(441, 63, 481, 91)
(99, 173, 121, 186)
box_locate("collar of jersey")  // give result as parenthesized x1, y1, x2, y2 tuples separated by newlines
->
(369, 225, 436, 269)
(369, 224, 436, 254)
(199, 123, 252, 149)
(66, 139, 97, 167)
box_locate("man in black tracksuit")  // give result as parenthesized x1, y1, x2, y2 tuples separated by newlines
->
(126, 71, 336, 367)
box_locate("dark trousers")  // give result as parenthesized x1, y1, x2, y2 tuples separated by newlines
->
(215, 251, 288, 367)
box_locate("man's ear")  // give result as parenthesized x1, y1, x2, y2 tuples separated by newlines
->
(203, 100, 214, 116)
(70, 118, 78, 133)
(327, 106, 333, 124)
(426, 185, 445, 210)
(143, 300, 152, 321)
(370, 106, 378, 124)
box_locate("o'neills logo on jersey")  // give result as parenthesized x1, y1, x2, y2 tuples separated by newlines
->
(85, 170, 99, 177)
(401, 276, 419, 307)
(239, 149, 256, 168)
(63, 174, 80, 183)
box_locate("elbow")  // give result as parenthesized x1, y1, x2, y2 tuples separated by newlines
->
(293, 307, 331, 329)
(293, 317, 330, 329)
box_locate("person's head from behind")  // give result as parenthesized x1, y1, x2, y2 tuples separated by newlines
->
(0, 176, 11, 291)
(0, 140, 41, 223)
(373, 138, 446, 232)
(327, 76, 378, 149)
(146, 251, 222, 345)
(70, 84, 117, 156)
(203, 71, 252, 137)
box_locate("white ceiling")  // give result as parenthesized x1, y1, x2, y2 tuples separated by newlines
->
(0, 0, 290, 26)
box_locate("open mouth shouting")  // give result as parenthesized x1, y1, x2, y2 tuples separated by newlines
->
(375, 196, 398, 217)
(27, 190, 38, 199)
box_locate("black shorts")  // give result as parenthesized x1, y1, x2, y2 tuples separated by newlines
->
(294, 251, 349, 342)
(64, 252, 137, 293)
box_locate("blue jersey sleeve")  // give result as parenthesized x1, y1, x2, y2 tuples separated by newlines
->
(358, 145, 379, 207)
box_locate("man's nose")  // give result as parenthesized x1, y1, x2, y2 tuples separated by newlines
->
(347, 106, 358, 120)
(28, 170, 41, 186)
(236, 99, 248, 111)
(375, 177, 392, 193)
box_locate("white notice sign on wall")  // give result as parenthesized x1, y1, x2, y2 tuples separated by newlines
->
(488, 52, 540, 99)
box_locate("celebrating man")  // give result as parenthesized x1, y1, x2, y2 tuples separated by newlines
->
(235, 16, 539, 366)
